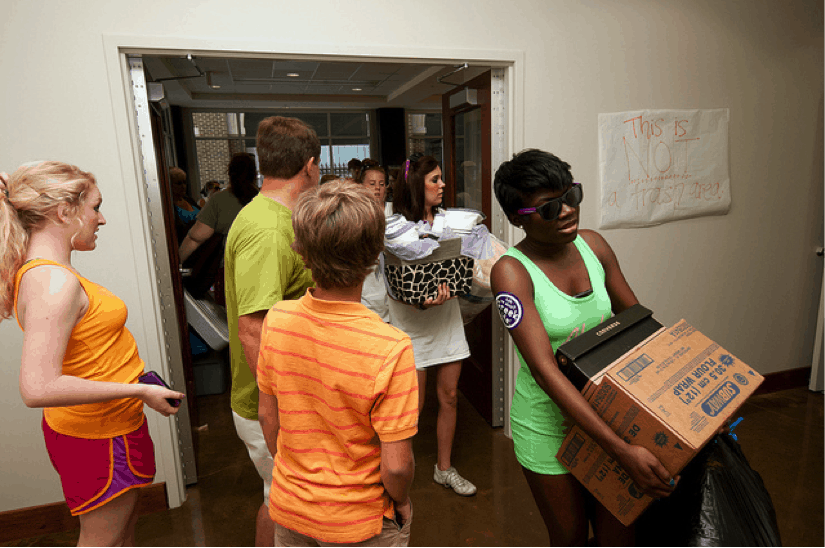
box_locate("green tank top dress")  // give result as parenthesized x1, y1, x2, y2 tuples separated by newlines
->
(505, 235, 613, 474)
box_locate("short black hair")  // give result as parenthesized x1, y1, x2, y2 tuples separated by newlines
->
(493, 149, 573, 215)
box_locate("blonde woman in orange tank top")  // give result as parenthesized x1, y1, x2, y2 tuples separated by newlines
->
(0, 163, 185, 547)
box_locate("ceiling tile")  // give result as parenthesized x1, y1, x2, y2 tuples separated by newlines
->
(352, 64, 404, 80)
(312, 62, 361, 80)
(228, 59, 277, 79)
(166, 56, 203, 78)
(196, 58, 230, 72)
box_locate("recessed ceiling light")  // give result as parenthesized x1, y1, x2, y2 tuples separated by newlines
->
(287, 73, 300, 77)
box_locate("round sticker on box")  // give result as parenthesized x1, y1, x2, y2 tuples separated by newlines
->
(495, 292, 524, 330)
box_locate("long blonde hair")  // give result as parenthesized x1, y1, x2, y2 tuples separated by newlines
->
(0, 161, 96, 320)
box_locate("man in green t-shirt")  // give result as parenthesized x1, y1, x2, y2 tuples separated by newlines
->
(224, 116, 320, 546)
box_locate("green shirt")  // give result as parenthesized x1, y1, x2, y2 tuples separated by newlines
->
(224, 195, 314, 419)
(505, 235, 613, 474)
(196, 189, 244, 235)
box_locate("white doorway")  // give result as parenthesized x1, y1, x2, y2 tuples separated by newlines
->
(105, 35, 523, 509)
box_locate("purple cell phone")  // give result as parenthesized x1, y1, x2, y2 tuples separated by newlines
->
(138, 371, 181, 407)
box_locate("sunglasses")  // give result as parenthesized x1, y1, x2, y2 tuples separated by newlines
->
(517, 183, 583, 221)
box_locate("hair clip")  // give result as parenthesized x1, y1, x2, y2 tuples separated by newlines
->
(404, 159, 411, 180)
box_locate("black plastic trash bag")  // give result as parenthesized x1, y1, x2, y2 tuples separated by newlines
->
(636, 433, 781, 546)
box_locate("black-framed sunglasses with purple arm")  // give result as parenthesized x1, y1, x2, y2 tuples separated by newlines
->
(516, 182, 583, 221)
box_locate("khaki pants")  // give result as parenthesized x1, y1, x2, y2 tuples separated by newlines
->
(274, 508, 412, 547)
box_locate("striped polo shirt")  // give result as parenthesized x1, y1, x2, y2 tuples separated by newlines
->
(257, 288, 418, 544)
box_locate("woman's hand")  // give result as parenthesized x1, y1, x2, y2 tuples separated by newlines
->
(139, 384, 185, 417)
(616, 444, 679, 499)
(420, 283, 454, 310)
(387, 282, 454, 309)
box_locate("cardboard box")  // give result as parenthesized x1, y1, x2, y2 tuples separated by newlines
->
(556, 320, 763, 526)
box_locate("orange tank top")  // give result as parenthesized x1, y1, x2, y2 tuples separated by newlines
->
(13, 259, 145, 439)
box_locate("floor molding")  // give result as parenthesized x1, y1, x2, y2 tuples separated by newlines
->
(753, 366, 812, 395)
(0, 482, 167, 543)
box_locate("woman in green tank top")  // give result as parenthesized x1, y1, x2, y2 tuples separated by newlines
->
(490, 150, 677, 546)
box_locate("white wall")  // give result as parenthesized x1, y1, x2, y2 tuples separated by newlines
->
(1, 0, 821, 513)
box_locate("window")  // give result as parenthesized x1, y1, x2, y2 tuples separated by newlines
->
(190, 111, 372, 189)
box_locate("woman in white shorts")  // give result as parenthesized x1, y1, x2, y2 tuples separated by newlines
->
(387, 154, 476, 496)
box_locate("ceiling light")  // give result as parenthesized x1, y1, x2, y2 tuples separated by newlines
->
(352, 88, 362, 91)
(287, 73, 300, 77)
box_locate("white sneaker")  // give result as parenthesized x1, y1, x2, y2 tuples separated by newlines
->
(433, 465, 477, 496)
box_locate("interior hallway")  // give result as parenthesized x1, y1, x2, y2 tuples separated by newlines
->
(3, 380, 823, 547)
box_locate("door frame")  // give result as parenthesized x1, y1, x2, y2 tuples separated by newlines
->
(103, 35, 526, 508)
(443, 71, 493, 225)
(442, 71, 498, 425)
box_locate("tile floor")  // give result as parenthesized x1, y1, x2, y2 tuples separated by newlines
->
(3, 382, 823, 546)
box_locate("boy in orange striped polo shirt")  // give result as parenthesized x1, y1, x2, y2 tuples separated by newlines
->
(257, 181, 418, 546)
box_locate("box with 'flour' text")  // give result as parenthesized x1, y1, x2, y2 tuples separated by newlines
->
(556, 320, 763, 526)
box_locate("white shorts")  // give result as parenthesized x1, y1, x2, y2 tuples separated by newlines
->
(387, 297, 470, 370)
(232, 411, 274, 505)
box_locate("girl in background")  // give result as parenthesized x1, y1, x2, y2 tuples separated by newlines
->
(179, 152, 259, 263)
(359, 159, 387, 208)
(197, 180, 222, 208)
(358, 161, 391, 323)
(389, 154, 476, 496)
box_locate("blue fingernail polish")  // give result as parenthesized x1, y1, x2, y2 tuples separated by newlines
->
(669, 478, 675, 486)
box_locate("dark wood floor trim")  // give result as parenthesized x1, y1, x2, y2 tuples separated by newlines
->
(0, 482, 168, 543)
(754, 366, 812, 395)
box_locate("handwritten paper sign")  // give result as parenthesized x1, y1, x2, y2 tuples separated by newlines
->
(598, 108, 730, 229)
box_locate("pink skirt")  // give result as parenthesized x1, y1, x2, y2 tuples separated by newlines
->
(42, 416, 156, 516)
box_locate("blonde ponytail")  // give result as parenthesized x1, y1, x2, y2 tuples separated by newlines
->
(0, 161, 96, 321)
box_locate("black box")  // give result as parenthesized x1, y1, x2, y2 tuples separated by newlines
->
(555, 304, 663, 391)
